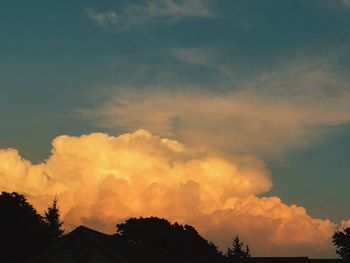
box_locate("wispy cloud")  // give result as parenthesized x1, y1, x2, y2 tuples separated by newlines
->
(86, 8, 118, 27)
(172, 47, 213, 65)
(80, 59, 350, 159)
(171, 47, 235, 78)
(323, 0, 350, 9)
(341, 0, 350, 7)
(87, 0, 215, 30)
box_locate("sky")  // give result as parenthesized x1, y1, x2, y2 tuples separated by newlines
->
(1, 0, 350, 258)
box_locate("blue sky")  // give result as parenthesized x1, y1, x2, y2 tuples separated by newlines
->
(1, 0, 350, 254)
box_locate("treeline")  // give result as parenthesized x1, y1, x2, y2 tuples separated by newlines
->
(0, 192, 64, 262)
(0, 191, 250, 263)
(116, 217, 250, 262)
(4, 191, 350, 262)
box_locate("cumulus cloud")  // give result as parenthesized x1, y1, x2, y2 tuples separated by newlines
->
(80, 60, 350, 158)
(87, 0, 214, 29)
(0, 130, 338, 257)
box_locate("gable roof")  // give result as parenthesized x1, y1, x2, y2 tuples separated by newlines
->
(29, 225, 135, 263)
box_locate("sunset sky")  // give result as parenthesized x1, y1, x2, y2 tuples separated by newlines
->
(1, 0, 350, 258)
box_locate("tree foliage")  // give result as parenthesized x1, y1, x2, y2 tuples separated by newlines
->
(0, 191, 50, 262)
(44, 196, 64, 242)
(333, 227, 350, 260)
(226, 235, 251, 263)
(116, 217, 221, 260)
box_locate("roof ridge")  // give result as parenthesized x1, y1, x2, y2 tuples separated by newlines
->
(29, 225, 132, 263)
(79, 226, 130, 263)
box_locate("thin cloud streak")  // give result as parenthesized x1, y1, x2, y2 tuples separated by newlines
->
(87, 0, 215, 30)
(86, 8, 118, 27)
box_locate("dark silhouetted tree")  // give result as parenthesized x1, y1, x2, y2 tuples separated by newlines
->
(116, 217, 222, 260)
(0, 191, 50, 263)
(333, 227, 350, 260)
(44, 196, 64, 242)
(226, 235, 251, 263)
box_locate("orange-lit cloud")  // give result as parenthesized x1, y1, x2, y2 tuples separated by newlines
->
(0, 130, 339, 257)
(339, 219, 350, 230)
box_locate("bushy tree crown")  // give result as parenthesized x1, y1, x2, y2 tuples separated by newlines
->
(116, 217, 221, 259)
(333, 227, 350, 260)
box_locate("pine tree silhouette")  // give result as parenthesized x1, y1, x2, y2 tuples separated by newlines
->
(226, 235, 251, 263)
(44, 196, 64, 242)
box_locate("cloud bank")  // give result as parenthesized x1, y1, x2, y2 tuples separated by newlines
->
(0, 130, 339, 257)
